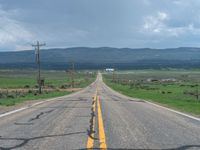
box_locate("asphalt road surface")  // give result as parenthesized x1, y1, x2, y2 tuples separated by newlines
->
(0, 73, 200, 150)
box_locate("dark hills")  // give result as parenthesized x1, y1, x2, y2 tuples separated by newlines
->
(1, 47, 200, 70)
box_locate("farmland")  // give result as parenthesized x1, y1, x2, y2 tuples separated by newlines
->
(103, 69, 200, 116)
(0, 69, 96, 106)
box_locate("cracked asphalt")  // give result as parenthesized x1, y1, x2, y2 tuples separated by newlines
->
(0, 73, 200, 150)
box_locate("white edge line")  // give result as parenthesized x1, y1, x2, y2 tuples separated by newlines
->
(103, 81, 200, 122)
(0, 97, 59, 118)
(0, 80, 96, 119)
(145, 101, 200, 122)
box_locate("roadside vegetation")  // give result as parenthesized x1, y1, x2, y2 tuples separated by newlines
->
(103, 69, 200, 116)
(0, 70, 96, 106)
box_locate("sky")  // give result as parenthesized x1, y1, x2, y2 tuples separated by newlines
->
(0, 0, 200, 51)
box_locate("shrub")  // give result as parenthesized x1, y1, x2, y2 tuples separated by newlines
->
(7, 94, 15, 99)
(24, 85, 30, 88)
(28, 90, 33, 93)
(47, 85, 55, 89)
(0, 93, 3, 98)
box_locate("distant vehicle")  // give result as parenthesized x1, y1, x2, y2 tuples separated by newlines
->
(105, 68, 114, 72)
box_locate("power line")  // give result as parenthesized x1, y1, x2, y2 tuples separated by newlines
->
(32, 41, 46, 94)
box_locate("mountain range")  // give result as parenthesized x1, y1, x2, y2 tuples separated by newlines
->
(1, 47, 200, 70)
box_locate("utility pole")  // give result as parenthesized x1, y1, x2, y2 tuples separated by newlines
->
(32, 41, 46, 94)
(71, 62, 75, 88)
(66, 62, 75, 88)
(112, 70, 115, 82)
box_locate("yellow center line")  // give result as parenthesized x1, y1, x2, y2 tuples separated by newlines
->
(87, 93, 97, 149)
(87, 82, 107, 149)
(97, 96, 107, 149)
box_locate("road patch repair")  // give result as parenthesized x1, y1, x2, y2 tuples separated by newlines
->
(87, 91, 97, 148)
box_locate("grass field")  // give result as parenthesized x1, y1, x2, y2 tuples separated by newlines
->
(0, 91, 69, 106)
(0, 70, 95, 88)
(0, 70, 96, 106)
(103, 69, 200, 116)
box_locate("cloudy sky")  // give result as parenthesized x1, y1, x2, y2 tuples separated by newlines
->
(0, 0, 200, 51)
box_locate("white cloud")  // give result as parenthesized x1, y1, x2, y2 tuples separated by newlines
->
(143, 11, 168, 33)
(0, 6, 34, 50)
(157, 12, 168, 20)
(15, 44, 32, 51)
(141, 11, 200, 37)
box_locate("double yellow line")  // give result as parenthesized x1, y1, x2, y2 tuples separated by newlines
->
(97, 95, 107, 149)
(87, 90, 107, 149)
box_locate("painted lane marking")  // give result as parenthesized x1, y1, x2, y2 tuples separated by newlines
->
(0, 80, 96, 119)
(103, 82, 200, 122)
(97, 96, 107, 149)
(0, 107, 28, 118)
(145, 101, 200, 122)
(87, 93, 97, 149)
(0, 96, 63, 118)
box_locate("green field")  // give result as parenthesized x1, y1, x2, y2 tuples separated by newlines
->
(0, 91, 70, 106)
(103, 69, 200, 116)
(0, 70, 95, 88)
(0, 70, 96, 106)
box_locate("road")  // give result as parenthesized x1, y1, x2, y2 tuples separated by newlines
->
(0, 73, 200, 150)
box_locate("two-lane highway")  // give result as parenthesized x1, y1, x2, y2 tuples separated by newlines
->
(0, 73, 200, 150)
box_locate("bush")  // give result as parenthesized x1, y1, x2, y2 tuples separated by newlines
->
(44, 91, 49, 94)
(28, 90, 33, 93)
(20, 93, 25, 97)
(7, 94, 15, 99)
(47, 85, 56, 89)
(161, 91, 165, 94)
(0, 93, 3, 98)
(60, 84, 71, 89)
(24, 85, 30, 88)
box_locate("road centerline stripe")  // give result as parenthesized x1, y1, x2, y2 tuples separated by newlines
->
(97, 96, 107, 149)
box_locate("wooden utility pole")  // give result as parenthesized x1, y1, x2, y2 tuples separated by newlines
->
(32, 41, 46, 94)
(71, 62, 75, 88)
(112, 70, 115, 82)
(66, 62, 75, 88)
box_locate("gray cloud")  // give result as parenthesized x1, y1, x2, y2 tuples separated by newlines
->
(0, 5, 34, 50)
(0, 0, 200, 50)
